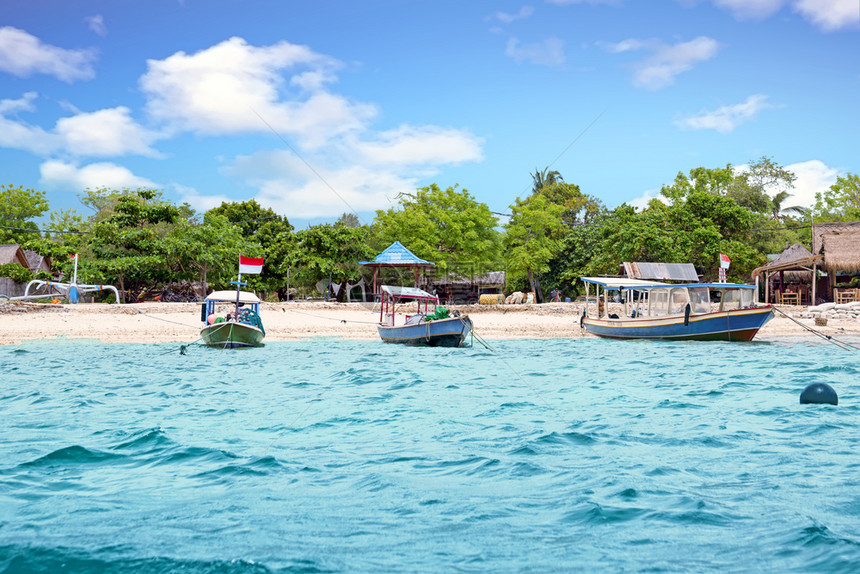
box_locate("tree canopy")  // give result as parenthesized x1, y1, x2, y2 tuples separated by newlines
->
(372, 184, 502, 277)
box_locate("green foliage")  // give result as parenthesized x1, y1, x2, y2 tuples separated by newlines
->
(288, 222, 374, 301)
(504, 194, 566, 288)
(373, 184, 502, 276)
(206, 200, 291, 237)
(814, 173, 860, 221)
(0, 262, 33, 283)
(0, 184, 50, 244)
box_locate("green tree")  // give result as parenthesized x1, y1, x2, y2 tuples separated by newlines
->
(289, 222, 374, 302)
(0, 184, 50, 244)
(531, 167, 564, 193)
(814, 173, 860, 221)
(373, 184, 502, 277)
(87, 189, 185, 299)
(504, 193, 566, 302)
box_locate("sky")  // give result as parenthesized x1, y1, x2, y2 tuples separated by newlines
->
(0, 0, 858, 229)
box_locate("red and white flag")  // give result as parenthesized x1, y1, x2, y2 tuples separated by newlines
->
(70, 253, 78, 260)
(239, 256, 264, 275)
(719, 253, 731, 269)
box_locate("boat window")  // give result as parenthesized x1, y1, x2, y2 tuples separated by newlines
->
(721, 288, 743, 310)
(649, 289, 670, 317)
(689, 287, 710, 314)
(740, 289, 754, 308)
(669, 288, 690, 315)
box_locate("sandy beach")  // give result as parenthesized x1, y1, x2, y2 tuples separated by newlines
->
(2, 300, 859, 346)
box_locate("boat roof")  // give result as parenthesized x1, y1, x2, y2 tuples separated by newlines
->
(381, 285, 436, 299)
(580, 277, 755, 290)
(205, 290, 262, 303)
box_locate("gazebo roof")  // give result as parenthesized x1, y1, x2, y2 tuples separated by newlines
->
(359, 241, 434, 268)
(751, 243, 822, 279)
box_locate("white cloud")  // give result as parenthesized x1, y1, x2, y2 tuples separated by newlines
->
(140, 36, 377, 146)
(505, 37, 566, 66)
(793, 0, 859, 31)
(0, 27, 97, 82)
(674, 94, 773, 133)
(40, 160, 157, 191)
(175, 185, 235, 214)
(0, 100, 161, 158)
(55, 107, 161, 157)
(628, 188, 666, 210)
(785, 159, 840, 208)
(490, 6, 535, 23)
(712, 0, 786, 20)
(0, 92, 38, 115)
(0, 97, 61, 154)
(689, 0, 858, 30)
(85, 15, 107, 37)
(354, 125, 484, 166)
(600, 38, 651, 53)
(632, 37, 720, 90)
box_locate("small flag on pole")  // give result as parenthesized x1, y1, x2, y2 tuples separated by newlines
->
(70, 253, 78, 260)
(239, 256, 264, 275)
(719, 253, 731, 269)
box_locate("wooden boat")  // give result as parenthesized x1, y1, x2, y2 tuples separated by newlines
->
(200, 290, 265, 348)
(580, 277, 773, 341)
(377, 285, 473, 347)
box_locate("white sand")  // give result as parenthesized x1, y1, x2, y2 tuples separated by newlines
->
(1, 300, 857, 345)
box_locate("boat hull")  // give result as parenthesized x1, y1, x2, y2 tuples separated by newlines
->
(583, 306, 774, 341)
(201, 321, 265, 349)
(378, 315, 472, 347)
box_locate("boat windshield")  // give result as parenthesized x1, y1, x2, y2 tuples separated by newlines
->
(689, 286, 710, 314)
(720, 287, 754, 310)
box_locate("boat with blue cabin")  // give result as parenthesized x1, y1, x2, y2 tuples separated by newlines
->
(377, 285, 473, 347)
(579, 277, 774, 341)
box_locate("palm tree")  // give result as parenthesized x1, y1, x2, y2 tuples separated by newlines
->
(531, 168, 564, 194)
(771, 191, 808, 222)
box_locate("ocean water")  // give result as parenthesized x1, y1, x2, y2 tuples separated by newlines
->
(1, 336, 859, 573)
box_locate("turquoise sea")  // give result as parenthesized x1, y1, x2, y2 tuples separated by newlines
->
(1, 337, 859, 573)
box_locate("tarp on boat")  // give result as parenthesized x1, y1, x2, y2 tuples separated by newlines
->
(381, 285, 435, 299)
(205, 290, 261, 303)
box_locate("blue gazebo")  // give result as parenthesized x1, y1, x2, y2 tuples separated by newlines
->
(359, 241, 435, 295)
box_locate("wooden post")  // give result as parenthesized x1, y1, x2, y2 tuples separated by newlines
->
(764, 271, 769, 305)
(812, 263, 817, 305)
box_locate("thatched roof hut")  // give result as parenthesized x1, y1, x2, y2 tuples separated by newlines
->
(812, 221, 860, 254)
(751, 243, 821, 280)
(822, 231, 860, 273)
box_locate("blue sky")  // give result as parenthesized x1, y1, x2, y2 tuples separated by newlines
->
(1, 0, 857, 228)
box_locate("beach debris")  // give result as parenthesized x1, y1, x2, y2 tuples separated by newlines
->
(0, 300, 69, 314)
(800, 382, 838, 406)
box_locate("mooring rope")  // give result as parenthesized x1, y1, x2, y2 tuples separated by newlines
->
(282, 306, 379, 325)
(771, 306, 860, 352)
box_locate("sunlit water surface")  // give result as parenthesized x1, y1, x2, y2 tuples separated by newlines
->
(1, 337, 859, 573)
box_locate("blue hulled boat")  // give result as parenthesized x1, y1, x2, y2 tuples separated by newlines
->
(377, 285, 473, 347)
(580, 277, 773, 341)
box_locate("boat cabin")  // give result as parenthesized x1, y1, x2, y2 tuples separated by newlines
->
(202, 290, 262, 323)
(379, 285, 438, 326)
(581, 278, 757, 320)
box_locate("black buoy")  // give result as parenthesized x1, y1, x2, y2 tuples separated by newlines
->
(800, 383, 838, 405)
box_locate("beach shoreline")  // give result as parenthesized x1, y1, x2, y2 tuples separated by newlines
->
(2, 300, 858, 346)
